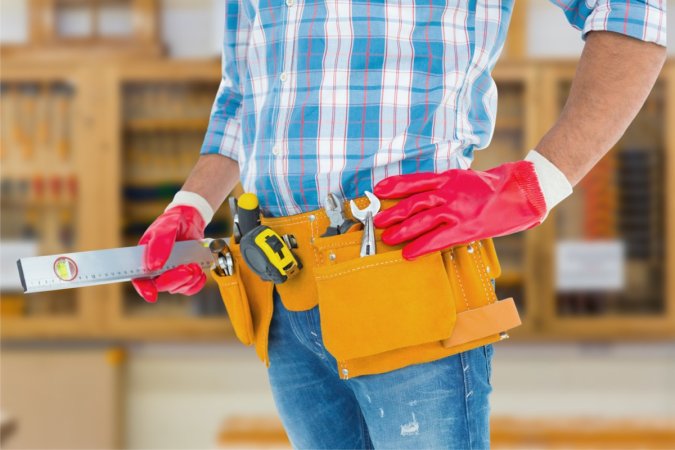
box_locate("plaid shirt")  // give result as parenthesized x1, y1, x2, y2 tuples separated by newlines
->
(201, 0, 666, 217)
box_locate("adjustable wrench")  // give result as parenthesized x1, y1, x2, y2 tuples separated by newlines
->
(350, 191, 381, 257)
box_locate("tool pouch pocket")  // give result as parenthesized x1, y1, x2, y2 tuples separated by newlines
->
(211, 266, 255, 346)
(313, 232, 456, 361)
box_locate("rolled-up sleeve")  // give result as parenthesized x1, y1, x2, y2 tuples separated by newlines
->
(201, 0, 250, 161)
(551, 0, 667, 47)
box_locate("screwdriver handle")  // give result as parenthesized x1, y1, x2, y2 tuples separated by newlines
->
(237, 193, 261, 237)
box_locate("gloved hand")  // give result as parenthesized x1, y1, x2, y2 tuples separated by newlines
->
(374, 151, 571, 260)
(132, 192, 213, 302)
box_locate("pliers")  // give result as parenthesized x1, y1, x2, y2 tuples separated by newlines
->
(322, 193, 358, 236)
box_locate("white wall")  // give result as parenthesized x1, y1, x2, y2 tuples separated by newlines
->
(492, 343, 675, 418)
(0, 0, 28, 43)
(528, 1, 584, 57)
(124, 342, 675, 449)
(124, 343, 276, 450)
(160, 0, 223, 58)
(529, 1, 674, 57)
(0, 0, 224, 58)
(2, 0, 672, 55)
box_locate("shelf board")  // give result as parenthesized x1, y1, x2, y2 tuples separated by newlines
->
(123, 176, 189, 186)
(496, 271, 525, 286)
(124, 118, 209, 132)
(1, 316, 96, 339)
(107, 316, 235, 340)
(494, 116, 524, 131)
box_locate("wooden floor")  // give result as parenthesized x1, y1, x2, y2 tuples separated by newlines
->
(218, 416, 675, 449)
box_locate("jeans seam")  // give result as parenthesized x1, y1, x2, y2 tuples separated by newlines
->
(286, 307, 312, 351)
(357, 407, 370, 449)
(483, 345, 493, 386)
(460, 350, 475, 449)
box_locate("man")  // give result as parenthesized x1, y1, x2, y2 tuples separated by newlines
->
(133, 0, 666, 448)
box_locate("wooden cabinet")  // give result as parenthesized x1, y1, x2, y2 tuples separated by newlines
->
(1, 59, 236, 340)
(473, 62, 542, 338)
(533, 61, 675, 339)
(102, 60, 238, 339)
(1, 63, 110, 338)
(2, 59, 673, 341)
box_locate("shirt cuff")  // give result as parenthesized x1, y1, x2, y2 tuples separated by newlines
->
(200, 115, 242, 162)
(582, 1, 667, 47)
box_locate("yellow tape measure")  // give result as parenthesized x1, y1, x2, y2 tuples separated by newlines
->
(240, 225, 302, 284)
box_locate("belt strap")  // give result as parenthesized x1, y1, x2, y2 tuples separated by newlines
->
(441, 297, 520, 348)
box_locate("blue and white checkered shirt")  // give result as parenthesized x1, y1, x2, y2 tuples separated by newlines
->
(201, 0, 666, 217)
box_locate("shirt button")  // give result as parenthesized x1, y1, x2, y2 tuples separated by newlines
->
(272, 145, 281, 156)
(285, 0, 295, 6)
(280, 72, 288, 82)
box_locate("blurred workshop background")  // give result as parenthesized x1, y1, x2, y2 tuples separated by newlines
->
(0, 0, 674, 448)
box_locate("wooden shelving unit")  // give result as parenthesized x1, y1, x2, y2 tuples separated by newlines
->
(3, 0, 162, 61)
(473, 61, 542, 338)
(102, 60, 238, 340)
(1, 54, 673, 341)
(0, 63, 109, 338)
(535, 61, 675, 340)
(0, 59, 239, 340)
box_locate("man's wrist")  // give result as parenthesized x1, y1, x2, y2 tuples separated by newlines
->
(166, 191, 215, 224)
(524, 150, 573, 216)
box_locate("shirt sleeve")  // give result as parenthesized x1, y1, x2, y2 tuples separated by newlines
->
(550, 0, 667, 47)
(200, 0, 251, 161)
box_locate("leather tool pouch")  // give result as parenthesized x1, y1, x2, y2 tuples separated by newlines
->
(211, 242, 275, 359)
(211, 261, 255, 346)
(312, 230, 458, 361)
(210, 202, 518, 372)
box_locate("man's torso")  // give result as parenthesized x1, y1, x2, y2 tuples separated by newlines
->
(231, 0, 513, 216)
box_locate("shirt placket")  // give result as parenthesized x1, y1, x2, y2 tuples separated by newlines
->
(270, 0, 303, 216)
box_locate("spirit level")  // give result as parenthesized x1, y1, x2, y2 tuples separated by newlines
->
(16, 239, 218, 294)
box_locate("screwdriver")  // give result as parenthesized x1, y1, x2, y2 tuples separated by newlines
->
(237, 192, 261, 237)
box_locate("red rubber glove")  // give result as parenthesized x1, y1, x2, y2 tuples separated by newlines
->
(373, 161, 547, 260)
(131, 205, 207, 302)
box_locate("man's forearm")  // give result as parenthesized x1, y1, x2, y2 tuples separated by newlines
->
(535, 31, 667, 186)
(182, 154, 240, 212)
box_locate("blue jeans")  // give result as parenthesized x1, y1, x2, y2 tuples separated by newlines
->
(267, 289, 494, 449)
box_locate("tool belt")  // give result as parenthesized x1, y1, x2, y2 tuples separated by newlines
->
(211, 197, 521, 379)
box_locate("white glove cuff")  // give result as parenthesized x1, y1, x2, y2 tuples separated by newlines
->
(525, 150, 573, 215)
(166, 191, 215, 224)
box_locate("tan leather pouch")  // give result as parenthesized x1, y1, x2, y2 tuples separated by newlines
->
(211, 265, 254, 346)
(210, 241, 275, 364)
(313, 230, 456, 361)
